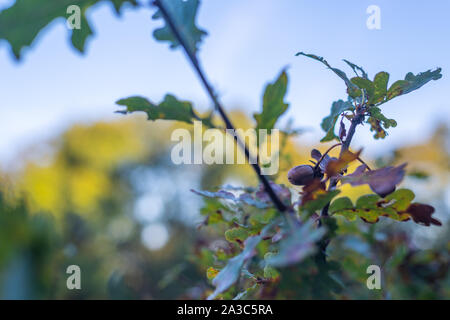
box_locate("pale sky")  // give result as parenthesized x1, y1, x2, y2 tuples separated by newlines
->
(0, 0, 449, 166)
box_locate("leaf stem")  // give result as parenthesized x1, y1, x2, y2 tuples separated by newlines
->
(318, 108, 365, 254)
(357, 156, 372, 171)
(313, 143, 342, 171)
(340, 112, 364, 155)
(152, 0, 287, 213)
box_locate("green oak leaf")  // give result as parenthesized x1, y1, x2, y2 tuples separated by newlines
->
(208, 223, 274, 300)
(355, 194, 381, 209)
(385, 189, 442, 226)
(249, 208, 277, 227)
(369, 107, 397, 129)
(329, 189, 439, 224)
(370, 72, 390, 104)
(296, 52, 360, 97)
(330, 194, 393, 223)
(367, 118, 386, 139)
(200, 199, 227, 225)
(386, 68, 442, 100)
(0, 0, 137, 60)
(152, 0, 207, 54)
(208, 235, 261, 300)
(385, 188, 414, 211)
(70, 13, 93, 52)
(386, 80, 409, 101)
(116, 94, 202, 124)
(329, 197, 353, 213)
(320, 100, 353, 142)
(263, 252, 280, 279)
(253, 69, 289, 132)
(343, 59, 369, 79)
(206, 267, 219, 280)
(351, 77, 374, 99)
(265, 220, 325, 267)
(225, 227, 250, 244)
(301, 190, 341, 214)
(366, 106, 397, 139)
(329, 199, 358, 221)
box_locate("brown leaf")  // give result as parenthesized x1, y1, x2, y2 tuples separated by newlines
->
(406, 203, 441, 226)
(300, 179, 326, 205)
(325, 149, 361, 177)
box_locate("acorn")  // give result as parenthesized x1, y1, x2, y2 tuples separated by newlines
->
(287, 165, 315, 186)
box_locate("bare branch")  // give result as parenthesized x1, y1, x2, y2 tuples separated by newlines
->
(153, 0, 287, 213)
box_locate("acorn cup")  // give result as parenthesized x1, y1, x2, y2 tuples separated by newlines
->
(287, 165, 315, 186)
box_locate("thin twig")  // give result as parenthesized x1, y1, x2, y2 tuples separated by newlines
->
(321, 115, 363, 213)
(340, 113, 363, 155)
(317, 107, 366, 257)
(153, 0, 287, 213)
(313, 143, 342, 171)
(356, 157, 372, 171)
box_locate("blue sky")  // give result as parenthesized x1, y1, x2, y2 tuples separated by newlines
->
(0, 0, 449, 166)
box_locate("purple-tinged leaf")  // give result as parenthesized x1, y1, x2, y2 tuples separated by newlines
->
(191, 189, 268, 209)
(255, 182, 291, 205)
(342, 163, 407, 197)
(311, 149, 322, 161)
(265, 220, 325, 267)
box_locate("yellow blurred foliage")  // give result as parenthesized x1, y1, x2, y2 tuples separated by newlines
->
(21, 162, 65, 214)
(17, 118, 157, 217)
(62, 121, 147, 170)
(394, 125, 449, 184)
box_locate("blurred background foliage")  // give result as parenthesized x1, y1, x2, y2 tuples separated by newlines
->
(0, 111, 448, 299)
(0, 0, 448, 301)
